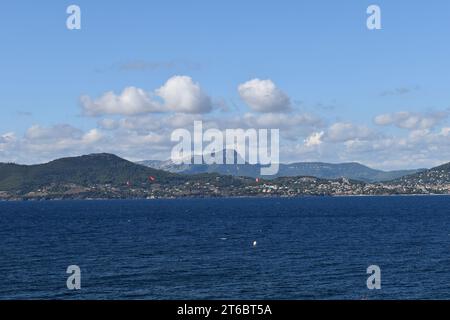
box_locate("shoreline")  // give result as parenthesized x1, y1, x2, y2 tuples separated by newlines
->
(1, 193, 450, 202)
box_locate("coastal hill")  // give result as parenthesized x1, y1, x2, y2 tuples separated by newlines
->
(392, 162, 450, 186)
(0, 153, 176, 193)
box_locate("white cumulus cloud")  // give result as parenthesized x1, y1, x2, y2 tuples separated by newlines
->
(304, 131, 324, 147)
(238, 79, 291, 113)
(81, 76, 213, 116)
(156, 75, 212, 114)
(81, 87, 163, 116)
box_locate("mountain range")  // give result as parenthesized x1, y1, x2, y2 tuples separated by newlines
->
(137, 152, 424, 182)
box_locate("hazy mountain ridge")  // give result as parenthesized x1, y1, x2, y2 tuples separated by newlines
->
(137, 158, 424, 182)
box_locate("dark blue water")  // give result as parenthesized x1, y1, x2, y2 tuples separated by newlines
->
(0, 196, 449, 299)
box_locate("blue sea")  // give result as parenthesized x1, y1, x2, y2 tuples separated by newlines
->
(0, 196, 449, 300)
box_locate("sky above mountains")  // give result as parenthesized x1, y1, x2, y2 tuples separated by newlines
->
(1, 0, 450, 170)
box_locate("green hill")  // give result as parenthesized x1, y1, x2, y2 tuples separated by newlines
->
(392, 161, 450, 185)
(0, 153, 180, 192)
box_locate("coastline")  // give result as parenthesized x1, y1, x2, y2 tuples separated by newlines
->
(1, 193, 449, 202)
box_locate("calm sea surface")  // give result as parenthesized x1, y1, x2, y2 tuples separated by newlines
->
(0, 196, 449, 299)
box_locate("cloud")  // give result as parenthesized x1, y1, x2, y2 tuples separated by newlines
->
(81, 87, 162, 116)
(0, 132, 17, 159)
(97, 113, 203, 135)
(95, 60, 202, 73)
(374, 111, 447, 130)
(242, 112, 321, 129)
(16, 111, 32, 117)
(120, 60, 176, 71)
(0, 124, 107, 163)
(80, 76, 213, 116)
(379, 86, 420, 97)
(0, 122, 171, 164)
(25, 124, 83, 141)
(238, 79, 291, 113)
(285, 127, 450, 171)
(118, 60, 201, 72)
(0, 132, 16, 144)
(22, 125, 103, 155)
(441, 127, 450, 136)
(337, 129, 450, 170)
(156, 75, 212, 114)
(82, 129, 103, 144)
(304, 131, 324, 147)
(236, 112, 323, 141)
(325, 122, 374, 142)
(97, 119, 119, 130)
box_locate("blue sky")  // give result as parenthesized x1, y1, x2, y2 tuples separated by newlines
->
(1, 0, 450, 169)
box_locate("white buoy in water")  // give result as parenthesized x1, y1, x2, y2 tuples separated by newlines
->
(253, 241, 257, 247)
